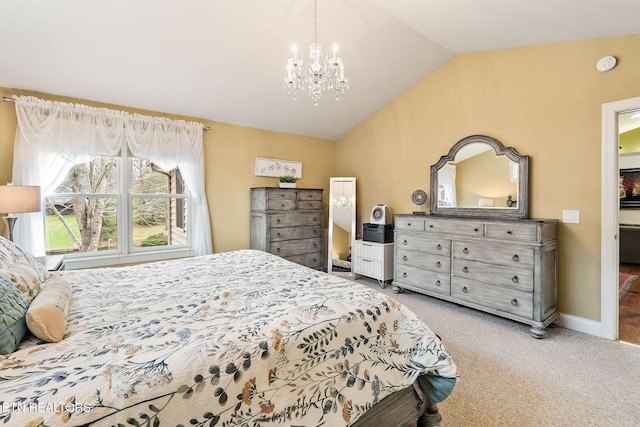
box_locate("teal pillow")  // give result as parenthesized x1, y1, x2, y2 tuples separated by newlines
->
(0, 276, 29, 354)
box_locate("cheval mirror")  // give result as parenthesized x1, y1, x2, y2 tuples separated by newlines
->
(327, 177, 356, 276)
(430, 135, 529, 218)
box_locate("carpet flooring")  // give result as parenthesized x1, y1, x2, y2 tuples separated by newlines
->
(352, 276, 640, 427)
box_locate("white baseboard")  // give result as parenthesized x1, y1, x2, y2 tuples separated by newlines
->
(557, 312, 612, 339)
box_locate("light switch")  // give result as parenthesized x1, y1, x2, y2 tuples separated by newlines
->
(562, 210, 580, 224)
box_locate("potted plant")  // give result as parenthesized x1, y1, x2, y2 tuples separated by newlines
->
(279, 175, 299, 188)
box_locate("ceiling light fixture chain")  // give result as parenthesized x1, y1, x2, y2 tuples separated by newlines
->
(284, 0, 349, 106)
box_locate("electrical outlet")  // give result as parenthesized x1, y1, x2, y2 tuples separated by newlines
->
(562, 210, 580, 224)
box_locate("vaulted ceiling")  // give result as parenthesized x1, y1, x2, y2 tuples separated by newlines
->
(1, 0, 639, 140)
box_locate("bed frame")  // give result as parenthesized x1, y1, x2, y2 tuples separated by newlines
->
(353, 386, 441, 427)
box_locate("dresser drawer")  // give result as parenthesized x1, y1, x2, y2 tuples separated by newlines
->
(452, 258, 533, 291)
(285, 252, 323, 269)
(452, 240, 534, 267)
(396, 247, 450, 273)
(485, 223, 538, 242)
(395, 217, 425, 231)
(395, 264, 450, 296)
(267, 189, 297, 201)
(269, 237, 321, 257)
(452, 277, 533, 319)
(266, 199, 297, 210)
(270, 226, 322, 242)
(297, 190, 323, 201)
(269, 213, 322, 228)
(425, 219, 484, 237)
(297, 200, 322, 210)
(396, 233, 451, 256)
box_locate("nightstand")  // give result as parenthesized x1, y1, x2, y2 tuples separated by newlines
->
(353, 240, 394, 288)
(37, 255, 65, 271)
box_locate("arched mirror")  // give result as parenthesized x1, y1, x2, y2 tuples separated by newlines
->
(328, 177, 356, 276)
(430, 135, 529, 218)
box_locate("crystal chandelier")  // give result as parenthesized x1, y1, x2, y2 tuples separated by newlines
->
(284, 0, 349, 105)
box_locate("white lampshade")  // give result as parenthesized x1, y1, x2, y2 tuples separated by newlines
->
(0, 185, 41, 214)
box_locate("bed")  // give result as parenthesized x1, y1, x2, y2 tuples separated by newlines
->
(0, 237, 457, 426)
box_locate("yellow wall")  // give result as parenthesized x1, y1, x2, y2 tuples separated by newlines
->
(0, 88, 336, 254)
(337, 34, 640, 322)
(620, 127, 640, 153)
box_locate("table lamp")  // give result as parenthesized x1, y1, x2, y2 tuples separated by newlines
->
(0, 184, 41, 242)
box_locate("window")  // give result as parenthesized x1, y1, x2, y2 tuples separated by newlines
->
(44, 154, 189, 261)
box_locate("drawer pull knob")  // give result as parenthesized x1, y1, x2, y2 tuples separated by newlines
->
(277, 232, 281, 236)
(474, 227, 479, 232)
(436, 244, 442, 250)
(462, 266, 469, 273)
(512, 254, 519, 262)
(463, 248, 469, 254)
(435, 280, 441, 286)
(436, 261, 442, 268)
(403, 240, 408, 245)
(507, 230, 513, 235)
(429, 224, 434, 228)
(402, 272, 407, 278)
(281, 203, 285, 207)
(407, 222, 412, 226)
(276, 248, 281, 252)
(511, 299, 518, 306)
(462, 287, 468, 293)
(276, 219, 281, 223)
(402, 255, 408, 261)
(512, 276, 519, 283)
(313, 243, 317, 248)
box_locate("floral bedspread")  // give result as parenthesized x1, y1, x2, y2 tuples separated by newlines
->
(1, 250, 457, 426)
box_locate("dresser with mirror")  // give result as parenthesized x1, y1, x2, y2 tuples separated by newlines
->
(393, 135, 559, 338)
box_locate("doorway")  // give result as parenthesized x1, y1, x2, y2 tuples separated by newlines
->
(601, 96, 640, 341)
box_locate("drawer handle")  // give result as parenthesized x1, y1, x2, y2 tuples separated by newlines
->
(276, 218, 281, 224)
(473, 227, 479, 232)
(512, 276, 519, 283)
(462, 266, 469, 273)
(435, 280, 441, 287)
(512, 254, 519, 262)
(429, 224, 434, 228)
(281, 203, 285, 207)
(276, 248, 281, 253)
(313, 217, 317, 221)
(463, 248, 469, 254)
(277, 232, 281, 236)
(402, 255, 408, 261)
(507, 230, 513, 235)
(407, 222, 412, 227)
(436, 244, 442, 250)
(402, 272, 407, 278)
(313, 243, 318, 248)
(403, 240, 408, 245)
(436, 261, 442, 268)
(511, 298, 518, 306)
(462, 287, 468, 293)
(363, 259, 372, 263)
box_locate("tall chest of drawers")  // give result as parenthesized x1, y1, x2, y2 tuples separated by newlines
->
(250, 187, 324, 269)
(393, 214, 559, 338)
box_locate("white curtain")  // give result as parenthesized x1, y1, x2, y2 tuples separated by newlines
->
(11, 95, 212, 257)
(438, 164, 457, 207)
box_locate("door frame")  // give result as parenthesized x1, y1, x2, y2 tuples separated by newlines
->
(601, 96, 640, 340)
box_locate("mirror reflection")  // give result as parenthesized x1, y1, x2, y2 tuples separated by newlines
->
(328, 177, 356, 276)
(437, 143, 519, 209)
(430, 134, 528, 218)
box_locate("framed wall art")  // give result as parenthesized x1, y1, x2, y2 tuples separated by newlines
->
(254, 157, 302, 178)
(620, 167, 640, 209)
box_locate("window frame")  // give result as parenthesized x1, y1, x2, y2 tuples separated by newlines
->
(46, 153, 195, 270)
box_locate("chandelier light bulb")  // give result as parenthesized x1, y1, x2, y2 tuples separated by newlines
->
(284, 0, 349, 105)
